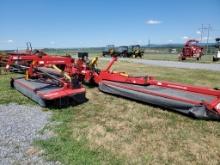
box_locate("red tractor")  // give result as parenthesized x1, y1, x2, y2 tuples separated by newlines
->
(179, 39, 204, 61)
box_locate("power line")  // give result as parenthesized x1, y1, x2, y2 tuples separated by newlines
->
(206, 24, 212, 55)
(199, 24, 212, 55)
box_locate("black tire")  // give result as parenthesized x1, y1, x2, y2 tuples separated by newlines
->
(213, 56, 219, 62)
(10, 78, 14, 88)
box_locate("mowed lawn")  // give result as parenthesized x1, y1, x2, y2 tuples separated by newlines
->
(0, 61, 220, 165)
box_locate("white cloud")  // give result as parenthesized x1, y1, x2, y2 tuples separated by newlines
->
(182, 36, 189, 40)
(7, 39, 14, 43)
(168, 40, 173, 42)
(50, 41, 55, 45)
(196, 31, 201, 34)
(146, 19, 162, 25)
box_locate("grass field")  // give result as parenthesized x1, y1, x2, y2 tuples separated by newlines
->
(0, 61, 220, 164)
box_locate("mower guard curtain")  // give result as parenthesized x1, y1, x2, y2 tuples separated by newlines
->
(99, 81, 220, 120)
(13, 78, 86, 107)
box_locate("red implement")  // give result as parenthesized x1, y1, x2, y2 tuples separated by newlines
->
(179, 39, 204, 61)
(11, 53, 86, 107)
(83, 57, 220, 120)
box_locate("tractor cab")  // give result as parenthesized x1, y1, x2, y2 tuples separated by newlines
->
(102, 45, 116, 56)
(76, 52, 89, 71)
(117, 46, 129, 57)
(130, 45, 144, 58)
(131, 45, 141, 50)
(105, 45, 115, 51)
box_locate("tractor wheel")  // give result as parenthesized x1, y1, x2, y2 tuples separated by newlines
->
(213, 56, 219, 62)
(213, 56, 216, 62)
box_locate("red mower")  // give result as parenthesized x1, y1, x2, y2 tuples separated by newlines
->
(11, 53, 86, 107)
(81, 56, 220, 120)
(10, 51, 220, 120)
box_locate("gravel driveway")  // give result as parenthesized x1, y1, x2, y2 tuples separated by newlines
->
(101, 58, 220, 72)
(0, 103, 57, 165)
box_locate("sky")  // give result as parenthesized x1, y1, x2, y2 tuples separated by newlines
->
(0, 0, 220, 49)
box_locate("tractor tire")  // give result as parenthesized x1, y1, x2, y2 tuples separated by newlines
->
(213, 56, 219, 62)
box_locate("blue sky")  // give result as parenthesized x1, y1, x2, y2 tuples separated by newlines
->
(0, 0, 220, 49)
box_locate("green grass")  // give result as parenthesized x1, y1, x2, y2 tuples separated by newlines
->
(1, 62, 220, 164)
(0, 73, 33, 105)
(36, 107, 122, 164)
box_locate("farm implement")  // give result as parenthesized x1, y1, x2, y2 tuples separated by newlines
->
(82, 57, 220, 120)
(3, 42, 36, 72)
(10, 52, 220, 120)
(5, 49, 73, 74)
(11, 54, 86, 107)
(179, 39, 204, 61)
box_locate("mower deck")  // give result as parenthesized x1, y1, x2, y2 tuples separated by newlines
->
(99, 80, 220, 120)
(13, 78, 86, 107)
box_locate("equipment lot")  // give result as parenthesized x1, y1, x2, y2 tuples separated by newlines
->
(0, 60, 220, 164)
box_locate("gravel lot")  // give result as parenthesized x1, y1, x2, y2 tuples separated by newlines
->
(101, 58, 220, 72)
(0, 103, 57, 165)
